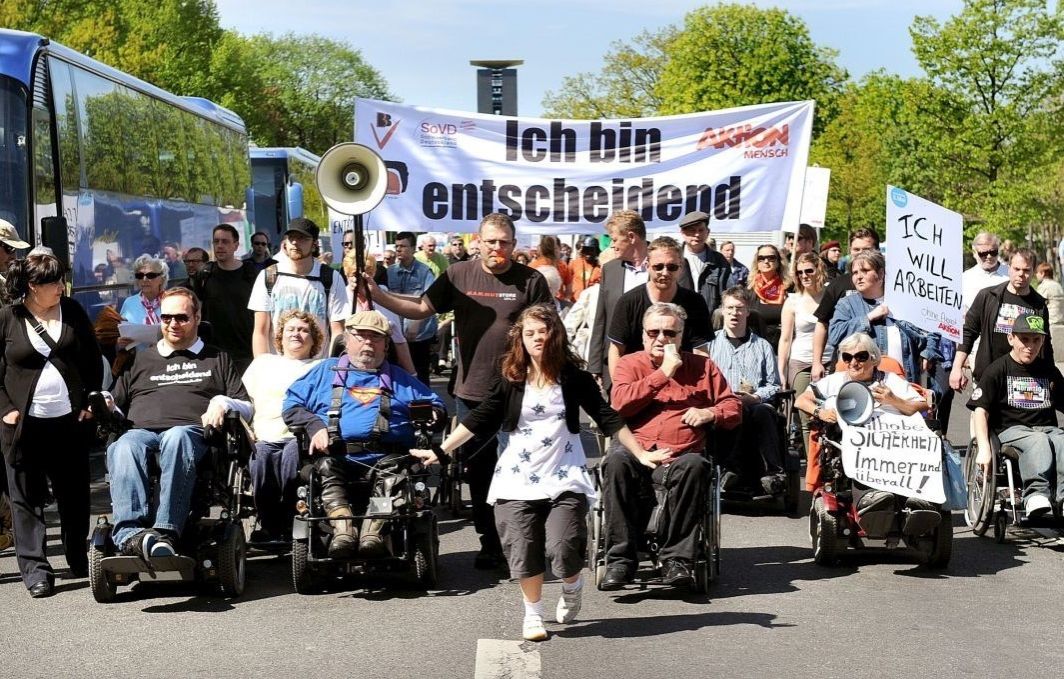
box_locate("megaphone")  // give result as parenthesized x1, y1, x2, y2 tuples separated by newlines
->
(316, 142, 387, 216)
(833, 381, 875, 426)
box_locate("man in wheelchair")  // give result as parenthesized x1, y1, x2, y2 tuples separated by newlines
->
(708, 286, 786, 494)
(105, 288, 252, 559)
(605, 302, 741, 589)
(969, 313, 1064, 518)
(282, 310, 445, 559)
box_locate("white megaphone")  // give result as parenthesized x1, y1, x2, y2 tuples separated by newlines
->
(831, 381, 875, 426)
(316, 142, 388, 216)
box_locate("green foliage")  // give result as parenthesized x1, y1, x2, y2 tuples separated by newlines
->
(656, 4, 847, 134)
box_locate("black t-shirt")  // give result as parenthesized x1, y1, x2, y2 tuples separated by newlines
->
(607, 285, 712, 355)
(968, 354, 1064, 430)
(814, 273, 856, 324)
(988, 288, 1044, 366)
(193, 262, 256, 365)
(425, 260, 552, 401)
(113, 342, 249, 431)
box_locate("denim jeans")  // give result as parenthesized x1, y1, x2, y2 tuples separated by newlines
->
(107, 426, 208, 549)
(998, 425, 1064, 503)
(250, 439, 300, 534)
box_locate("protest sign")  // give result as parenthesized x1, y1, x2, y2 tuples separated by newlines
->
(353, 98, 814, 234)
(839, 412, 946, 504)
(798, 166, 831, 230)
(885, 186, 963, 343)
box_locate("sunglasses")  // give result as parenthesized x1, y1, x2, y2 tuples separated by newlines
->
(342, 242, 355, 249)
(758, 255, 778, 262)
(651, 263, 680, 272)
(160, 313, 191, 325)
(134, 272, 162, 280)
(646, 328, 679, 338)
(841, 351, 871, 364)
(182, 259, 204, 265)
(797, 268, 816, 276)
(977, 249, 999, 259)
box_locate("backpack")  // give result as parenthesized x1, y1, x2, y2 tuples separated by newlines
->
(263, 263, 334, 299)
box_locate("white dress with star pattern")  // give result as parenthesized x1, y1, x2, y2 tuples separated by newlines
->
(486, 382, 595, 504)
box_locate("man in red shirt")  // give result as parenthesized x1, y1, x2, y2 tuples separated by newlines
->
(601, 302, 741, 589)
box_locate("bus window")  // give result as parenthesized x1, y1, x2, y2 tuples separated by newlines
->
(0, 76, 29, 238)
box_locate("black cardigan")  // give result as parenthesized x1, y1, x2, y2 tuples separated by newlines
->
(461, 365, 625, 440)
(0, 297, 104, 463)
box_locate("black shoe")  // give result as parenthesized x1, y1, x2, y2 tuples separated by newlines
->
(473, 547, 504, 570)
(28, 581, 54, 598)
(149, 532, 177, 558)
(720, 470, 741, 491)
(599, 566, 632, 591)
(249, 528, 275, 544)
(119, 529, 157, 559)
(661, 559, 693, 587)
(760, 473, 786, 495)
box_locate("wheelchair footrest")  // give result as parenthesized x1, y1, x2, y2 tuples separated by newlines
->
(101, 555, 196, 576)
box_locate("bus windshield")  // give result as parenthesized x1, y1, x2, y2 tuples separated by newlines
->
(0, 76, 28, 239)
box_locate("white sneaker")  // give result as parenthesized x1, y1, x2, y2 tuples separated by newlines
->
(1025, 494, 1052, 518)
(556, 583, 583, 624)
(522, 613, 548, 642)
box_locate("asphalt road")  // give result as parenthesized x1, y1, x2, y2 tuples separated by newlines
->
(1, 378, 1062, 678)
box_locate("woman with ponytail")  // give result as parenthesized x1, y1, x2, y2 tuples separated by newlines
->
(0, 249, 102, 598)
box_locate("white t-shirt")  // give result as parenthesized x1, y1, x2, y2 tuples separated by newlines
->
(26, 313, 72, 418)
(810, 370, 924, 417)
(242, 354, 321, 442)
(961, 263, 1008, 312)
(247, 261, 349, 358)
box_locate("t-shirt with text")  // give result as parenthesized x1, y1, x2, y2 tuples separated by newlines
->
(967, 354, 1064, 430)
(988, 288, 1044, 364)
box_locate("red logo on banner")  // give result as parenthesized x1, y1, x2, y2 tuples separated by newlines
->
(371, 113, 401, 150)
(696, 124, 789, 150)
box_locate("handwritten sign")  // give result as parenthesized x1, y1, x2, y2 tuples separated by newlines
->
(839, 411, 945, 504)
(885, 186, 963, 343)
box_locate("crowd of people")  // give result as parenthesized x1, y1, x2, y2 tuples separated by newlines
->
(0, 209, 1063, 644)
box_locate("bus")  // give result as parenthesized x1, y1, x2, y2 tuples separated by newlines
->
(249, 146, 325, 243)
(0, 29, 251, 320)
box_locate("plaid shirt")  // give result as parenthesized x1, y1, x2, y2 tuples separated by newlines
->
(708, 332, 781, 402)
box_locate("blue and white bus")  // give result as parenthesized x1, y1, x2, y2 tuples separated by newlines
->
(0, 29, 251, 319)
(249, 146, 324, 242)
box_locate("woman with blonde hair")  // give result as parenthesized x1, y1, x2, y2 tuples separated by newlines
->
(777, 252, 828, 452)
(748, 243, 789, 345)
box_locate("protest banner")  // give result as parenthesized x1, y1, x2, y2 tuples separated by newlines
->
(839, 412, 946, 504)
(353, 98, 814, 234)
(885, 186, 963, 343)
(798, 166, 831, 230)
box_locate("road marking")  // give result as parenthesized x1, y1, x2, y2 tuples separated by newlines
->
(474, 638, 542, 679)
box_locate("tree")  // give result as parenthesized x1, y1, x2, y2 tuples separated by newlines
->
(910, 0, 1064, 241)
(541, 28, 674, 119)
(655, 4, 847, 134)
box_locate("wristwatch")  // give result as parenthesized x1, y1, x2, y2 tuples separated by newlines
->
(813, 406, 821, 420)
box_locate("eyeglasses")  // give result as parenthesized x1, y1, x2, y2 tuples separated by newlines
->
(0, 243, 15, 255)
(645, 328, 679, 338)
(346, 330, 386, 342)
(481, 239, 513, 247)
(134, 272, 162, 280)
(758, 255, 778, 262)
(977, 249, 999, 259)
(797, 268, 816, 276)
(182, 258, 204, 265)
(650, 263, 680, 272)
(160, 313, 191, 325)
(841, 351, 871, 364)
(342, 242, 355, 249)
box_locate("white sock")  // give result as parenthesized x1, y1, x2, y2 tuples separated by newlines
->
(561, 575, 583, 594)
(523, 598, 544, 617)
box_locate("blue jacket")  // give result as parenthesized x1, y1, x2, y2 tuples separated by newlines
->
(828, 293, 933, 379)
(282, 359, 445, 462)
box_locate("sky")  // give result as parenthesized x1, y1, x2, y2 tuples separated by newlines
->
(213, 0, 964, 117)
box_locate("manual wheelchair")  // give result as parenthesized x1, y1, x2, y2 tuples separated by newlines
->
(289, 399, 441, 594)
(965, 433, 1064, 543)
(585, 450, 721, 593)
(86, 394, 256, 602)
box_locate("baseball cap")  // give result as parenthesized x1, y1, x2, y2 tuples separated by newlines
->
(285, 217, 320, 239)
(344, 310, 390, 336)
(679, 211, 710, 230)
(1012, 313, 1047, 336)
(0, 219, 30, 249)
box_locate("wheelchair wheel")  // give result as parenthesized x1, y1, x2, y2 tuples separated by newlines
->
(89, 546, 116, 603)
(412, 515, 440, 589)
(810, 496, 840, 566)
(217, 526, 247, 597)
(964, 438, 995, 536)
(926, 510, 953, 569)
(292, 537, 323, 594)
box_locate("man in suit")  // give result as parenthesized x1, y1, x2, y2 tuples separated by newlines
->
(588, 210, 649, 393)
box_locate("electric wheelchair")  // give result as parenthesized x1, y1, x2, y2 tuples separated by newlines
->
(585, 451, 721, 593)
(289, 399, 441, 594)
(806, 381, 952, 568)
(86, 393, 256, 602)
(965, 433, 1064, 543)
